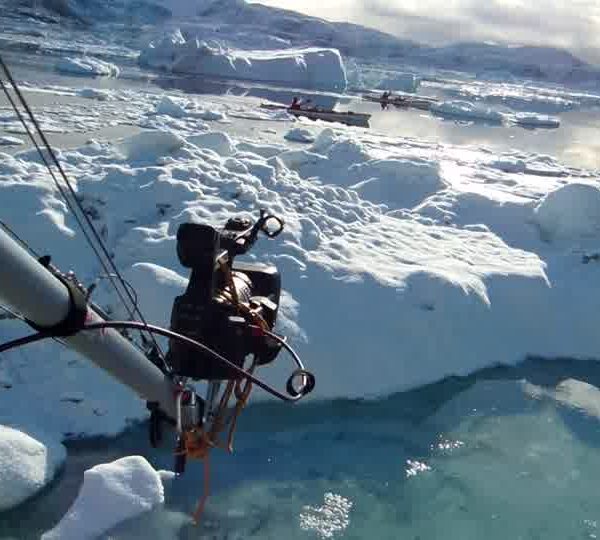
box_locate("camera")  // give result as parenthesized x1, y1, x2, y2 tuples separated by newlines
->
(165, 210, 285, 380)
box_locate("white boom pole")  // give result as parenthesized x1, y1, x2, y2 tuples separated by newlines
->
(0, 227, 179, 421)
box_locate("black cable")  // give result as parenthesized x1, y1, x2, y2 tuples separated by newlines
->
(0, 303, 24, 321)
(0, 56, 167, 369)
(0, 70, 135, 320)
(0, 80, 154, 356)
(83, 322, 314, 401)
(0, 60, 135, 317)
(249, 326, 306, 371)
(0, 77, 134, 321)
(0, 322, 315, 401)
(93, 274, 139, 313)
(0, 332, 48, 353)
(0, 219, 39, 258)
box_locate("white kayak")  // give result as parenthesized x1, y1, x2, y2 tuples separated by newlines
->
(260, 103, 371, 128)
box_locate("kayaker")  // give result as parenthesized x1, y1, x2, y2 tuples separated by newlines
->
(304, 99, 316, 111)
(381, 90, 391, 110)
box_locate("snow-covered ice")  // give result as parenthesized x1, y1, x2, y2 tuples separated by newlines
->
(140, 30, 347, 91)
(0, 425, 66, 511)
(1, 37, 600, 507)
(0, 136, 24, 146)
(3, 109, 600, 414)
(285, 127, 316, 143)
(488, 157, 528, 174)
(55, 57, 120, 77)
(188, 130, 235, 156)
(447, 80, 582, 114)
(76, 88, 113, 101)
(122, 263, 187, 326)
(198, 108, 227, 122)
(533, 183, 600, 242)
(41, 456, 164, 540)
(513, 112, 561, 129)
(115, 129, 184, 161)
(347, 158, 445, 209)
(431, 100, 505, 123)
(155, 95, 188, 118)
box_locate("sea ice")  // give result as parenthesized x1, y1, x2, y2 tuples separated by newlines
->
(431, 100, 505, 123)
(0, 136, 24, 146)
(41, 456, 164, 540)
(55, 56, 120, 77)
(0, 426, 65, 511)
(513, 112, 561, 128)
(285, 128, 316, 143)
(534, 183, 600, 242)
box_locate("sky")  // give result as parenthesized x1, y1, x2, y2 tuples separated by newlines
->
(251, 0, 600, 61)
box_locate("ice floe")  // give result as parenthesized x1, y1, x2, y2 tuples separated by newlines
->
(0, 426, 65, 511)
(41, 456, 164, 540)
(431, 100, 505, 123)
(55, 56, 120, 77)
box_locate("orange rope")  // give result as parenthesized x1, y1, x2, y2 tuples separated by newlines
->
(191, 454, 211, 523)
(184, 262, 271, 524)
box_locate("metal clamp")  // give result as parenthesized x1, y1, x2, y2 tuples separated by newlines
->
(25, 257, 88, 337)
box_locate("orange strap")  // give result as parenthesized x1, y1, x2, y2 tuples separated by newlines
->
(191, 454, 210, 523)
(185, 262, 270, 524)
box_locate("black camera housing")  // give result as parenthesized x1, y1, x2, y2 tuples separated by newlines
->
(165, 216, 283, 380)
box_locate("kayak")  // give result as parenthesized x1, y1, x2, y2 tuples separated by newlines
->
(362, 93, 437, 111)
(260, 103, 371, 128)
(362, 94, 408, 105)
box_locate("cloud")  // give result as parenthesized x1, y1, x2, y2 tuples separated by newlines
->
(252, 0, 600, 54)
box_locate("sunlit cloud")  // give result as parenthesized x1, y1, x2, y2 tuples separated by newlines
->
(250, 0, 600, 61)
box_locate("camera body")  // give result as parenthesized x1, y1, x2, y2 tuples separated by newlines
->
(165, 214, 283, 380)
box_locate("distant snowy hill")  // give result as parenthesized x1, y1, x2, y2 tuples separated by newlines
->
(14, 0, 600, 84)
(417, 42, 595, 83)
(12, 0, 170, 23)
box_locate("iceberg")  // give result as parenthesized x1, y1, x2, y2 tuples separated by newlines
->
(139, 31, 347, 91)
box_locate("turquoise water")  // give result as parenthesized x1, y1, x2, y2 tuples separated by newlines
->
(3, 358, 600, 539)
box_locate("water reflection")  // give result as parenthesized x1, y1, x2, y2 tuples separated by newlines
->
(342, 96, 600, 170)
(153, 74, 341, 111)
